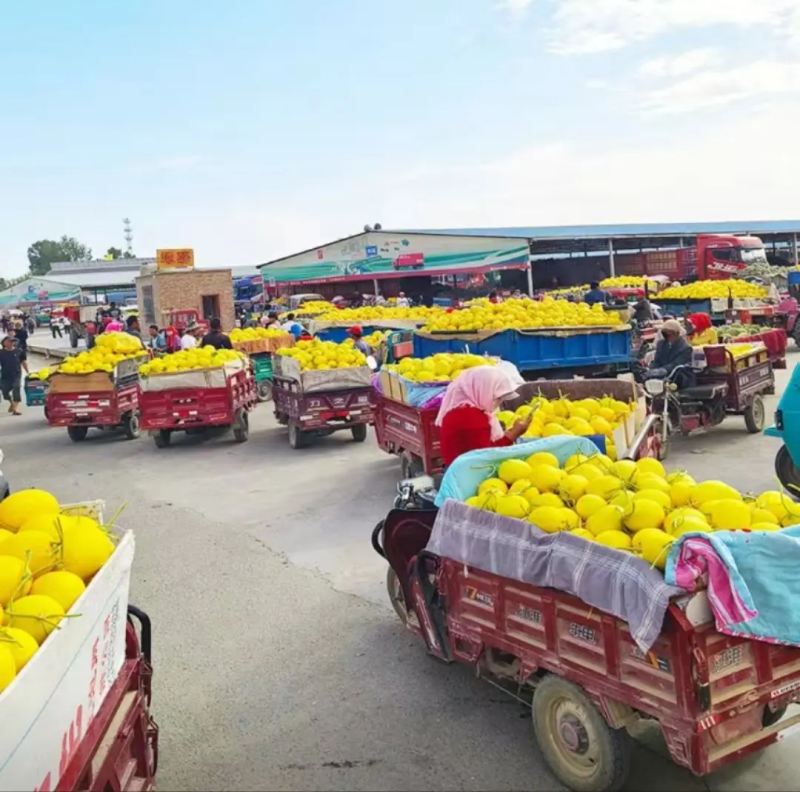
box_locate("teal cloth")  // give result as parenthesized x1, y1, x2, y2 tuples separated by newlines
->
(435, 436, 602, 506)
(666, 525, 800, 644)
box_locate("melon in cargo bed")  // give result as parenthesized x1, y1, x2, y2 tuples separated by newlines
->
(0, 491, 121, 693)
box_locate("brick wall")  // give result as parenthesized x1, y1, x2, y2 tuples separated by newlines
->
(136, 269, 235, 330)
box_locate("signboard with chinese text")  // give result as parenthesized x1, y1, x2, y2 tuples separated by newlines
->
(156, 248, 195, 269)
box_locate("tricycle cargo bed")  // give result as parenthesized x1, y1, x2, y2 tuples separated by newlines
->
(379, 503, 800, 789)
(46, 386, 139, 426)
(435, 560, 800, 776)
(273, 377, 374, 427)
(374, 395, 442, 476)
(273, 355, 372, 393)
(139, 369, 255, 431)
(412, 327, 632, 373)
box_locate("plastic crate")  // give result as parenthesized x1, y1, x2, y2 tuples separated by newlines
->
(24, 377, 49, 406)
(251, 353, 273, 382)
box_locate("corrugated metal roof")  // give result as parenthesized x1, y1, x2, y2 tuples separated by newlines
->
(44, 269, 140, 288)
(397, 220, 800, 239)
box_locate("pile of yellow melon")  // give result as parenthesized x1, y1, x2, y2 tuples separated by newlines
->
(658, 280, 767, 300)
(0, 489, 117, 693)
(275, 338, 366, 371)
(496, 394, 635, 460)
(464, 453, 797, 574)
(421, 298, 624, 332)
(230, 327, 291, 341)
(139, 347, 244, 376)
(58, 332, 145, 375)
(384, 353, 495, 383)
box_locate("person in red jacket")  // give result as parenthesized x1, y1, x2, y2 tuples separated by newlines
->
(436, 366, 530, 467)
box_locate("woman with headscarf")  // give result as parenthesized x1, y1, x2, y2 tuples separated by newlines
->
(436, 366, 530, 467)
(687, 312, 718, 346)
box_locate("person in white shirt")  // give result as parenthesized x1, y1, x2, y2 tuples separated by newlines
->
(180, 324, 199, 350)
(396, 292, 410, 308)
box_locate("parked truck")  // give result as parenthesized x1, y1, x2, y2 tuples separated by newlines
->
(616, 234, 768, 281)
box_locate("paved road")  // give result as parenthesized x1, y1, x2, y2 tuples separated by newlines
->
(3, 353, 800, 792)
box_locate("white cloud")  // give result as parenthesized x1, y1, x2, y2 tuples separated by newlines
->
(496, 0, 535, 17)
(376, 100, 800, 229)
(640, 48, 718, 78)
(640, 59, 800, 114)
(548, 0, 800, 54)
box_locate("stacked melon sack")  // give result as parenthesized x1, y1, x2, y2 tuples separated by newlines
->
(0, 490, 116, 693)
(465, 453, 797, 573)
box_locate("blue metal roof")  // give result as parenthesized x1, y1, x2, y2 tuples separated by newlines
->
(397, 220, 800, 240)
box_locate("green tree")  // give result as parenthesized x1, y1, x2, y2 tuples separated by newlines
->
(106, 247, 123, 259)
(27, 235, 92, 275)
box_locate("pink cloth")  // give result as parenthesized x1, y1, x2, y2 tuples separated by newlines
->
(671, 536, 757, 628)
(435, 366, 516, 442)
(106, 321, 123, 332)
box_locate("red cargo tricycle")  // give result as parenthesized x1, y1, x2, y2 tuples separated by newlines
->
(60, 605, 158, 791)
(375, 379, 663, 479)
(45, 366, 142, 443)
(374, 482, 800, 792)
(140, 366, 257, 448)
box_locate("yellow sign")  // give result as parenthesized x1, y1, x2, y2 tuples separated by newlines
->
(156, 248, 195, 269)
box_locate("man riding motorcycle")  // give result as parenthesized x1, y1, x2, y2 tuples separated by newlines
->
(639, 319, 696, 389)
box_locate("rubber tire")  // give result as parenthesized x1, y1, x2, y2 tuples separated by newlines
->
(351, 423, 367, 443)
(67, 425, 88, 443)
(400, 452, 424, 480)
(69, 328, 78, 349)
(288, 421, 306, 449)
(775, 444, 800, 494)
(744, 394, 766, 434)
(153, 430, 172, 449)
(256, 380, 273, 403)
(763, 704, 788, 728)
(233, 409, 249, 443)
(121, 410, 140, 440)
(532, 675, 631, 792)
(386, 567, 409, 625)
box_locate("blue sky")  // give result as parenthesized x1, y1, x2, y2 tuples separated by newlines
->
(2, 0, 799, 278)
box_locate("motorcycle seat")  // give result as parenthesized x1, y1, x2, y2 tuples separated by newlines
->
(678, 383, 728, 400)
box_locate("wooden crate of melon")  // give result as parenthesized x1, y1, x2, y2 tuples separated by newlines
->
(229, 328, 295, 355)
(0, 490, 134, 790)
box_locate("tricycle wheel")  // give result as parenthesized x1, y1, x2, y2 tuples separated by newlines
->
(763, 704, 788, 727)
(67, 425, 88, 442)
(121, 410, 141, 440)
(256, 380, 273, 403)
(153, 430, 172, 449)
(532, 675, 631, 792)
(744, 394, 766, 433)
(233, 409, 249, 443)
(400, 452, 424, 480)
(288, 421, 306, 449)
(775, 445, 800, 494)
(351, 423, 368, 443)
(69, 328, 78, 349)
(386, 566, 408, 625)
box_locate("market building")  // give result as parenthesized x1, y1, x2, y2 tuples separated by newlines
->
(258, 220, 800, 298)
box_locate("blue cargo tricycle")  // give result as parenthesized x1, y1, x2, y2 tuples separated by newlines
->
(765, 360, 800, 490)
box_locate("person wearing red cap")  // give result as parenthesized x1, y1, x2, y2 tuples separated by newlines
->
(348, 326, 371, 356)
